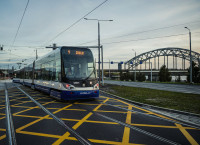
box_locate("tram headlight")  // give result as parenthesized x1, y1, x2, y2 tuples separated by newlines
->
(94, 83, 99, 89)
(63, 83, 75, 90)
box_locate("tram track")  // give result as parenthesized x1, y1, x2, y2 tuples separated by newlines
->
(16, 86, 93, 145)
(2, 83, 199, 145)
(101, 102, 200, 130)
(100, 90, 200, 128)
(10, 84, 180, 145)
(5, 82, 17, 145)
(74, 101, 181, 145)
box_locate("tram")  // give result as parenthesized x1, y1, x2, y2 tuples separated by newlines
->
(13, 46, 99, 100)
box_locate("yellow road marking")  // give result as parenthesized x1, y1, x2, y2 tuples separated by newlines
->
(52, 112, 93, 145)
(13, 100, 55, 115)
(175, 123, 199, 145)
(74, 102, 100, 106)
(11, 105, 33, 108)
(67, 136, 144, 145)
(0, 116, 5, 120)
(93, 98, 109, 111)
(113, 96, 178, 122)
(96, 110, 135, 114)
(0, 128, 6, 131)
(89, 138, 144, 145)
(86, 120, 119, 125)
(16, 115, 50, 132)
(122, 105, 132, 144)
(18, 130, 61, 138)
(63, 108, 87, 111)
(53, 98, 110, 145)
(16, 104, 72, 132)
(0, 134, 6, 140)
(14, 114, 42, 119)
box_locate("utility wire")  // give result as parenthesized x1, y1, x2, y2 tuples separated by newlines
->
(103, 32, 200, 45)
(44, 0, 109, 45)
(105, 20, 200, 39)
(10, 0, 30, 49)
(78, 20, 200, 45)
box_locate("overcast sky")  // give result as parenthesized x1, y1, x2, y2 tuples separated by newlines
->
(0, 0, 200, 69)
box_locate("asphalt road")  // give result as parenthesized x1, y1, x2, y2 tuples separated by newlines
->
(104, 80, 200, 95)
(0, 82, 200, 145)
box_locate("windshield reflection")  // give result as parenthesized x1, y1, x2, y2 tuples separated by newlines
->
(62, 48, 95, 80)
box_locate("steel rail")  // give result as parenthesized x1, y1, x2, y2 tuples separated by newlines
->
(5, 83, 17, 145)
(17, 87, 92, 145)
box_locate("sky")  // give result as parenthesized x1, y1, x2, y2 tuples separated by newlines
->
(0, 0, 200, 69)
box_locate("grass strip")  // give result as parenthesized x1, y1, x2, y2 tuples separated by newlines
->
(101, 84, 200, 114)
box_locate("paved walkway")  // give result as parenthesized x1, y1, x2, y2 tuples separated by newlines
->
(104, 80, 200, 95)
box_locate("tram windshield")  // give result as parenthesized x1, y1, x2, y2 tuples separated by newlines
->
(61, 47, 96, 81)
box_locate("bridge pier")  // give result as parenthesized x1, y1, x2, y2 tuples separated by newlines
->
(145, 61, 146, 70)
(173, 55, 174, 70)
(149, 59, 150, 70)
(158, 56, 159, 69)
(184, 58, 185, 70)
(167, 55, 168, 68)
(164, 55, 165, 66)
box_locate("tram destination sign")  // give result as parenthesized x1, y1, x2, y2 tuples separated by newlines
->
(66, 50, 85, 56)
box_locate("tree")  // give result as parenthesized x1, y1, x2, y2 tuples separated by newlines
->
(124, 70, 130, 81)
(120, 71, 124, 81)
(175, 74, 181, 82)
(129, 73, 135, 81)
(187, 61, 200, 83)
(136, 72, 146, 82)
(158, 65, 171, 82)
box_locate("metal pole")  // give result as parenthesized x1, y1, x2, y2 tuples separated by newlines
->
(185, 27, 192, 83)
(101, 45, 104, 86)
(109, 59, 110, 78)
(36, 49, 38, 60)
(151, 62, 152, 82)
(98, 21, 101, 86)
(134, 52, 136, 81)
(189, 31, 192, 83)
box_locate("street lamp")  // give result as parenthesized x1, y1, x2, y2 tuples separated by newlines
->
(132, 49, 137, 81)
(185, 27, 192, 83)
(84, 18, 113, 86)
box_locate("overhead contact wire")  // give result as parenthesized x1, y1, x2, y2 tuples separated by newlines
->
(11, 0, 30, 49)
(44, 0, 109, 45)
